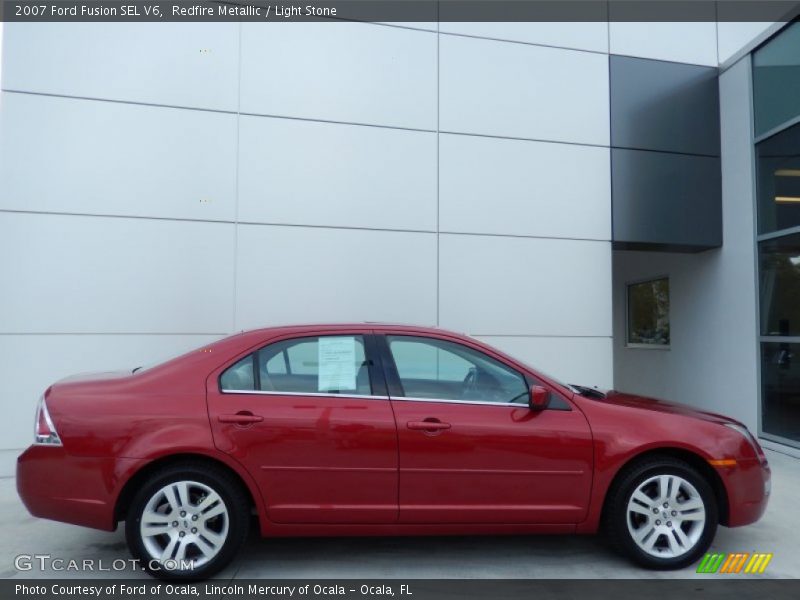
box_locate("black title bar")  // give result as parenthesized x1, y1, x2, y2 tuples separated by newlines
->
(2, 1, 800, 23)
(5, 579, 800, 600)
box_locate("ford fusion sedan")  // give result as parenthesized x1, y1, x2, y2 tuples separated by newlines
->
(17, 324, 770, 580)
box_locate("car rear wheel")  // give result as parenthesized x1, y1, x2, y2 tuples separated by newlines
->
(604, 457, 718, 569)
(125, 463, 250, 580)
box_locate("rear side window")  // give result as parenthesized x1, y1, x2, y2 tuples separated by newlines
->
(220, 335, 372, 396)
(219, 355, 255, 391)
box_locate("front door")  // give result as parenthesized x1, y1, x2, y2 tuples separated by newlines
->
(206, 331, 398, 524)
(380, 333, 593, 524)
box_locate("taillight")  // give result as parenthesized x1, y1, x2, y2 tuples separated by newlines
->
(34, 395, 62, 446)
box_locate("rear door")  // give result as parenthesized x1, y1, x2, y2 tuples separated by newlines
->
(206, 330, 399, 524)
(379, 332, 594, 524)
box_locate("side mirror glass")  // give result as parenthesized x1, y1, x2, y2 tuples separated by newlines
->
(529, 385, 550, 411)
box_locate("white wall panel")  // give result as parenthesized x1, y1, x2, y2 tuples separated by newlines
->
(0, 213, 235, 334)
(439, 134, 611, 240)
(240, 22, 437, 130)
(238, 116, 437, 231)
(475, 335, 613, 390)
(439, 234, 612, 337)
(439, 22, 608, 52)
(1, 23, 238, 110)
(0, 20, 5, 90)
(0, 334, 223, 451)
(609, 22, 718, 66)
(236, 225, 437, 329)
(0, 92, 237, 220)
(440, 34, 610, 145)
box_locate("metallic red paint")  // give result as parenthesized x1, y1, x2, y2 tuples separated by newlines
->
(17, 324, 770, 542)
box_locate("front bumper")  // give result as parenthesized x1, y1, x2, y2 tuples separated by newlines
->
(720, 456, 771, 527)
(17, 445, 144, 531)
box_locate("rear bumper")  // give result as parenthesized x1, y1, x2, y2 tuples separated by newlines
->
(17, 445, 144, 531)
(721, 457, 771, 527)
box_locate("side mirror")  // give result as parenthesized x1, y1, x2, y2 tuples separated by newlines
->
(529, 385, 550, 411)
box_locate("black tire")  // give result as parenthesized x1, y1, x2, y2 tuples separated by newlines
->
(603, 456, 718, 570)
(125, 462, 250, 581)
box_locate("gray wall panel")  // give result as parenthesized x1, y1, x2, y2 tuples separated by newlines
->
(610, 55, 722, 251)
(610, 56, 720, 157)
(612, 149, 722, 250)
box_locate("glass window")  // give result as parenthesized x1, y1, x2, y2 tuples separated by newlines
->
(258, 335, 371, 395)
(755, 122, 800, 234)
(627, 278, 670, 347)
(219, 355, 255, 391)
(387, 336, 528, 404)
(753, 21, 800, 137)
(754, 22, 800, 447)
(760, 233, 800, 337)
(761, 341, 800, 442)
(264, 351, 288, 375)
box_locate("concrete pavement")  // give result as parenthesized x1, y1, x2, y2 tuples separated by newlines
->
(1, 449, 797, 580)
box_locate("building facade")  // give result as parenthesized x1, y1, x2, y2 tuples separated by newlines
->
(0, 19, 795, 474)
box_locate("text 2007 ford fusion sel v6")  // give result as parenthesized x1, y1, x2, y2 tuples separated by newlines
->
(17, 324, 770, 579)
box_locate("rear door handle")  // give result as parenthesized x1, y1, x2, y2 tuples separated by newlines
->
(407, 420, 451, 431)
(218, 412, 263, 424)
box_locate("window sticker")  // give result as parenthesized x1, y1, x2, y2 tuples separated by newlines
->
(318, 336, 357, 391)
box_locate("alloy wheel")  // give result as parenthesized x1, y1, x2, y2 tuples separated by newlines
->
(139, 480, 229, 569)
(626, 473, 706, 559)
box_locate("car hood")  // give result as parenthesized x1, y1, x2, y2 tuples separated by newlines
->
(595, 390, 737, 425)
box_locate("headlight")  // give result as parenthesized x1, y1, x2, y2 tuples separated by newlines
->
(724, 422, 758, 453)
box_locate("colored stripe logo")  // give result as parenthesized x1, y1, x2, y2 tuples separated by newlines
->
(697, 552, 773, 574)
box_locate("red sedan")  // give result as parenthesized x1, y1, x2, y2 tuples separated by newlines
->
(17, 324, 770, 580)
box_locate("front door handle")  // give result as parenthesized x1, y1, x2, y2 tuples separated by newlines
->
(218, 412, 263, 425)
(407, 419, 451, 432)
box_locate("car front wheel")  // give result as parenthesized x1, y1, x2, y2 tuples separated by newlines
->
(605, 457, 718, 569)
(125, 463, 250, 580)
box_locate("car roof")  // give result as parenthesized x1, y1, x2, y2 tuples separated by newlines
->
(237, 322, 461, 335)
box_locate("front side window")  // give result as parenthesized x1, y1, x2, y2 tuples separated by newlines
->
(220, 335, 372, 396)
(627, 278, 670, 347)
(387, 336, 527, 404)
